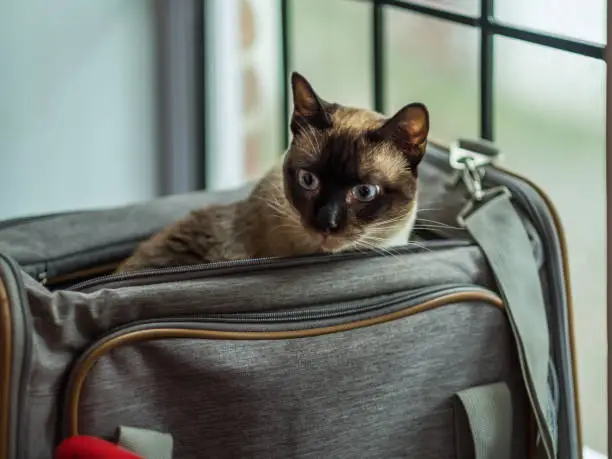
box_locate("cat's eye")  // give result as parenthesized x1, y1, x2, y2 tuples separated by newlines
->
(297, 169, 320, 191)
(351, 184, 380, 202)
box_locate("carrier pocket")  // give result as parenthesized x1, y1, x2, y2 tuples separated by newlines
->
(61, 286, 532, 459)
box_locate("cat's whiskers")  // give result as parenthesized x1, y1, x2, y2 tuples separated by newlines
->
(413, 226, 466, 232)
(367, 214, 409, 226)
(404, 240, 433, 252)
(256, 198, 302, 229)
(415, 218, 464, 230)
(354, 238, 400, 259)
(416, 207, 444, 213)
(365, 215, 411, 232)
(365, 233, 432, 254)
(364, 221, 408, 237)
(252, 191, 293, 215)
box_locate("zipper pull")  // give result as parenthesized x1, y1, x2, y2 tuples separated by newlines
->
(449, 138, 501, 201)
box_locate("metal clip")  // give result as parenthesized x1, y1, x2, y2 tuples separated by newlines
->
(459, 156, 485, 201)
(449, 139, 499, 202)
(449, 139, 511, 226)
(456, 186, 512, 227)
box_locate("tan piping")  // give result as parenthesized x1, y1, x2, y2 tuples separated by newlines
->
(67, 290, 503, 437)
(0, 279, 11, 459)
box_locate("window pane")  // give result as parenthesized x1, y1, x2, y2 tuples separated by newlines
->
(0, 0, 158, 219)
(495, 0, 606, 44)
(494, 37, 606, 453)
(240, 0, 282, 181)
(385, 9, 479, 142)
(291, 0, 372, 109)
(392, 0, 479, 17)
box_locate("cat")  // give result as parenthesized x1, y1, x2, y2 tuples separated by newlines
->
(116, 72, 429, 273)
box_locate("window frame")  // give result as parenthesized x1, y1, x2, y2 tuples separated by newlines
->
(278, 3, 607, 456)
(279, 0, 606, 145)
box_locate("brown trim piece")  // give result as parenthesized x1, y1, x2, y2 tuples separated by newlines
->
(426, 140, 583, 450)
(66, 290, 503, 437)
(0, 279, 12, 459)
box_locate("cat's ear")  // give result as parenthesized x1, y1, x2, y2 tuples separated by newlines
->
(375, 103, 429, 170)
(290, 72, 332, 130)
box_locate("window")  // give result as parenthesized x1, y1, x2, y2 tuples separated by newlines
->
(275, 0, 606, 454)
(206, 1, 605, 452)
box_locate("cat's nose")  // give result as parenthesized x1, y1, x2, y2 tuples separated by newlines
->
(314, 203, 344, 233)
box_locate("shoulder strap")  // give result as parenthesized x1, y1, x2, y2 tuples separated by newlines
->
(461, 191, 556, 458)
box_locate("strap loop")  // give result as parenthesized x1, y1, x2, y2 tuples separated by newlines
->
(454, 382, 513, 459)
(117, 426, 173, 459)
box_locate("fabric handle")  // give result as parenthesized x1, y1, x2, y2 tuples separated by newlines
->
(454, 382, 513, 459)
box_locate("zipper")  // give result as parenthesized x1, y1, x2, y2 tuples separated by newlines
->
(62, 284, 503, 439)
(118, 283, 487, 326)
(0, 253, 32, 459)
(40, 230, 446, 289)
(68, 239, 469, 292)
(168, 283, 487, 322)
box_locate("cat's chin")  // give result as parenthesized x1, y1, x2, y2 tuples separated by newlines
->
(319, 235, 358, 253)
(300, 224, 358, 253)
(320, 239, 346, 252)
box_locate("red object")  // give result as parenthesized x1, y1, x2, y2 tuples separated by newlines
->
(55, 435, 143, 459)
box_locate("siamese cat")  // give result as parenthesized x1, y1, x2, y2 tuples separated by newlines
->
(117, 72, 429, 273)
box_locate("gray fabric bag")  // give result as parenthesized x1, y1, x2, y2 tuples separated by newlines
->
(0, 144, 580, 459)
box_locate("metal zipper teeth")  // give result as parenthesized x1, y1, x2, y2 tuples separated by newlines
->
(68, 239, 468, 292)
(73, 286, 497, 362)
(150, 284, 479, 324)
(70, 286, 492, 353)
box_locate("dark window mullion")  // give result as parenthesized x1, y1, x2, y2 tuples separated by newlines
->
(376, 0, 604, 60)
(489, 20, 605, 60)
(279, 0, 604, 149)
(372, 0, 385, 113)
(378, 0, 479, 27)
(480, 0, 494, 140)
(280, 0, 291, 150)
(156, 0, 206, 194)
